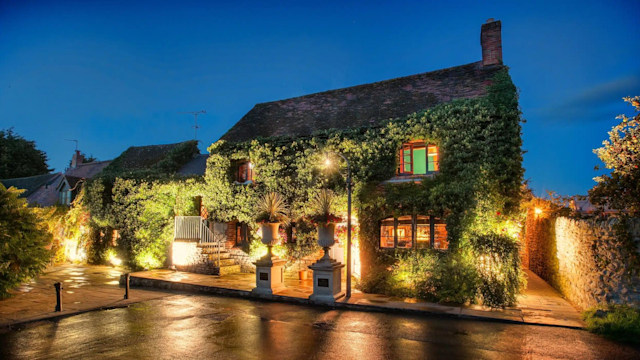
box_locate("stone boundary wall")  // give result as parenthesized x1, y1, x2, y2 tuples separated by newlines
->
(525, 215, 640, 310)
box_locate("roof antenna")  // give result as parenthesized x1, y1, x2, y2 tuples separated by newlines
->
(180, 110, 206, 141)
(65, 139, 78, 151)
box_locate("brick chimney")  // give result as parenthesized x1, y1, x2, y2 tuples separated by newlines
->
(71, 150, 84, 168)
(481, 18, 502, 66)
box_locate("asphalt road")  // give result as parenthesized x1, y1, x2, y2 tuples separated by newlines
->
(1, 294, 638, 360)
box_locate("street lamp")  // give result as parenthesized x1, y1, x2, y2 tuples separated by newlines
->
(323, 151, 352, 299)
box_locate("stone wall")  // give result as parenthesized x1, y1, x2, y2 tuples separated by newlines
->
(228, 247, 254, 273)
(525, 215, 640, 310)
(172, 241, 219, 275)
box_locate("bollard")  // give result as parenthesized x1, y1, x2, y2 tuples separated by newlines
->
(124, 273, 130, 300)
(54, 282, 62, 312)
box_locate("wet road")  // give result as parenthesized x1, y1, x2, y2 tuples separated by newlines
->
(1, 294, 638, 360)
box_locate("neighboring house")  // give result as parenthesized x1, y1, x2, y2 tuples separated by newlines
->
(0, 150, 111, 207)
(57, 150, 112, 205)
(0, 173, 65, 207)
(212, 19, 514, 254)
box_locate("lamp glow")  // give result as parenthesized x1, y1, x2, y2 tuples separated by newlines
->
(534, 207, 543, 215)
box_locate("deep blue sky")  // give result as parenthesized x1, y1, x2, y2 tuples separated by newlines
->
(1, 0, 638, 196)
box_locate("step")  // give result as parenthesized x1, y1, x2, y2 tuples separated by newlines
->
(218, 264, 241, 276)
(206, 252, 231, 260)
(208, 258, 237, 267)
(199, 245, 227, 253)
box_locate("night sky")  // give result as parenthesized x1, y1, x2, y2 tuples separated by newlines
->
(1, 0, 638, 196)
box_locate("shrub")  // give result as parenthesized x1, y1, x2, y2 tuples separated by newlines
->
(584, 305, 640, 343)
(0, 184, 53, 298)
(469, 232, 525, 307)
(427, 251, 479, 304)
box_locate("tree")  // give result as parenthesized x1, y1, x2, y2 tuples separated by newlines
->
(0, 128, 51, 178)
(589, 96, 640, 216)
(0, 183, 52, 298)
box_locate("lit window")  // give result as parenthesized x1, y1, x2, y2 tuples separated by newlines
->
(398, 141, 439, 175)
(236, 161, 253, 183)
(380, 218, 395, 248)
(416, 215, 430, 249)
(379, 215, 448, 250)
(397, 215, 412, 248)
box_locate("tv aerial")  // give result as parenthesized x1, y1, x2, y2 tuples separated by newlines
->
(181, 110, 206, 140)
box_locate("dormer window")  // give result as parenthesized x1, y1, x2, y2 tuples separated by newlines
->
(398, 141, 439, 175)
(236, 161, 254, 183)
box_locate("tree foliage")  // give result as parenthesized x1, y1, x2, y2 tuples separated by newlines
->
(0, 184, 52, 298)
(0, 128, 51, 179)
(590, 96, 640, 215)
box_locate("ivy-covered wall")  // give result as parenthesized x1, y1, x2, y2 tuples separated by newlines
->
(76, 70, 525, 306)
(77, 140, 204, 269)
(202, 69, 525, 303)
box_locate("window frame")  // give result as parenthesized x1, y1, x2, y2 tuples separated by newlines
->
(379, 214, 447, 250)
(397, 141, 439, 175)
(235, 160, 254, 183)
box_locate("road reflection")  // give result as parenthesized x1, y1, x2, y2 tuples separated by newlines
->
(1, 294, 638, 359)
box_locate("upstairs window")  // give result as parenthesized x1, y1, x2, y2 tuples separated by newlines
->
(380, 215, 448, 250)
(236, 161, 253, 183)
(398, 141, 439, 175)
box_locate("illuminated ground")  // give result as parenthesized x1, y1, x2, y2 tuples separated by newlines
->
(1, 294, 638, 359)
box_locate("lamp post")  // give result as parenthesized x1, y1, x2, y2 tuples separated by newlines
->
(324, 152, 352, 299)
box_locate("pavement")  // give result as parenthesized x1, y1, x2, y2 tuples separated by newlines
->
(0, 264, 169, 328)
(0, 264, 585, 330)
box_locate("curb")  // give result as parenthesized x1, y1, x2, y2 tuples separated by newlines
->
(126, 275, 586, 330)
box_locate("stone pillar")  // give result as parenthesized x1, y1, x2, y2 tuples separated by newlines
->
(309, 255, 345, 304)
(251, 255, 286, 297)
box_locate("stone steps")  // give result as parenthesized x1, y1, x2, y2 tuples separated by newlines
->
(218, 264, 241, 275)
(199, 244, 243, 275)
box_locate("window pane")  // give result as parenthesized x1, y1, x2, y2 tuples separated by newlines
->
(403, 148, 412, 173)
(413, 147, 427, 174)
(380, 218, 395, 248)
(397, 215, 412, 248)
(428, 145, 439, 172)
(434, 219, 448, 250)
(416, 215, 430, 248)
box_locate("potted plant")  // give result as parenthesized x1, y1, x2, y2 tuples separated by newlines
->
(308, 189, 342, 258)
(255, 192, 288, 257)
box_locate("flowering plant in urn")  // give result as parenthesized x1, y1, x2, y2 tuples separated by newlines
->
(255, 192, 288, 247)
(308, 189, 342, 250)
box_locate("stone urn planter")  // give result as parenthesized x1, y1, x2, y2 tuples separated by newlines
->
(317, 222, 337, 260)
(260, 222, 281, 246)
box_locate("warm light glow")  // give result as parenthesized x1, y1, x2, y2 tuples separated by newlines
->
(351, 241, 361, 278)
(324, 158, 332, 167)
(109, 256, 122, 266)
(172, 242, 195, 266)
(106, 249, 122, 267)
(534, 207, 543, 215)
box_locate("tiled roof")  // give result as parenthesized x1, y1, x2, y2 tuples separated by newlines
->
(221, 62, 505, 143)
(178, 154, 209, 176)
(65, 160, 111, 179)
(102, 142, 187, 173)
(0, 173, 62, 198)
(0, 173, 64, 207)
